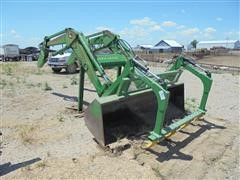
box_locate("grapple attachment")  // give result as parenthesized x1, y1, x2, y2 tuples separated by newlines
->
(84, 84, 185, 146)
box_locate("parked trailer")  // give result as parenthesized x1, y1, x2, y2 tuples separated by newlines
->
(0, 47, 3, 61)
(2, 44, 21, 61)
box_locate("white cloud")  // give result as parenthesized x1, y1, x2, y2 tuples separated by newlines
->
(162, 21, 177, 27)
(176, 25, 185, 29)
(118, 24, 163, 41)
(127, 17, 163, 34)
(14, 34, 22, 39)
(2, 29, 40, 47)
(216, 17, 222, 21)
(204, 27, 216, 33)
(96, 26, 114, 32)
(119, 27, 149, 38)
(92, 17, 234, 47)
(10, 29, 17, 35)
(224, 30, 240, 39)
(9, 29, 22, 39)
(149, 24, 163, 32)
(130, 17, 157, 26)
(181, 27, 200, 35)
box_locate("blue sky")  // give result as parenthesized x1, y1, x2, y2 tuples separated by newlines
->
(1, 0, 239, 48)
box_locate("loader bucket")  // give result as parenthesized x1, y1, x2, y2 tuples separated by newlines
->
(84, 83, 185, 146)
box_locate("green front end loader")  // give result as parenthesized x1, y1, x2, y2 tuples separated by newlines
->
(37, 28, 212, 148)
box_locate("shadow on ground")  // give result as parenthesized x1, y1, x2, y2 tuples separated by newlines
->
(146, 119, 226, 162)
(0, 158, 41, 176)
(52, 70, 80, 75)
(51, 91, 96, 106)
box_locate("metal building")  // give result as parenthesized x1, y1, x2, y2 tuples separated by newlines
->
(152, 40, 184, 53)
(134, 44, 154, 51)
(197, 40, 240, 50)
(135, 40, 183, 53)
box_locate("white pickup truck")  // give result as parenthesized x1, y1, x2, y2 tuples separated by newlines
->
(47, 53, 79, 73)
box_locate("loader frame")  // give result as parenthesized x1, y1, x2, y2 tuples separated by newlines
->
(37, 28, 212, 146)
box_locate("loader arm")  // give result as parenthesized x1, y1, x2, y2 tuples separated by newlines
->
(37, 28, 131, 96)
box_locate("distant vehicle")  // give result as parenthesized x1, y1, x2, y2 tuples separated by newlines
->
(20, 47, 40, 61)
(0, 47, 3, 61)
(2, 44, 21, 61)
(47, 52, 79, 73)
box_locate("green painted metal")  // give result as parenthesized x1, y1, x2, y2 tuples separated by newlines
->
(96, 54, 126, 68)
(148, 109, 204, 141)
(157, 70, 182, 83)
(78, 66, 85, 112)
(167, 57, 212, 111)
(37, 28, 213, 145)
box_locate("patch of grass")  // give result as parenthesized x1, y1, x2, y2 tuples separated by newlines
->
(231, 72, 240, 76)
(42, 82, 52, 91)
(57, 114, 64, 122)
(19, 126, 37, 145)
(9, 82, 14, 86)
(47, 151, 51, 157)
(185, 98, 198, 112)
(35, 68, 44, 75)
(5, 66, 13, 75)
(37, 83, 42, 87)
(16, 76, 21, 83)
(26, 82, 36, 88)
(1, 63, 18, 76)
(151, 166, 165, 178)
(0, 79, 7, 89)
(22, 76, 27, 84)
(22, 165, 33, 171)
(36, 160, 48, 169)
(191, 98, 196, 103)
(70, 76, 78, 85)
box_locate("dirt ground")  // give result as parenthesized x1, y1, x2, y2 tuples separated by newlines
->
(0, 60, 239, 179)
(198, 55, 240, 67)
